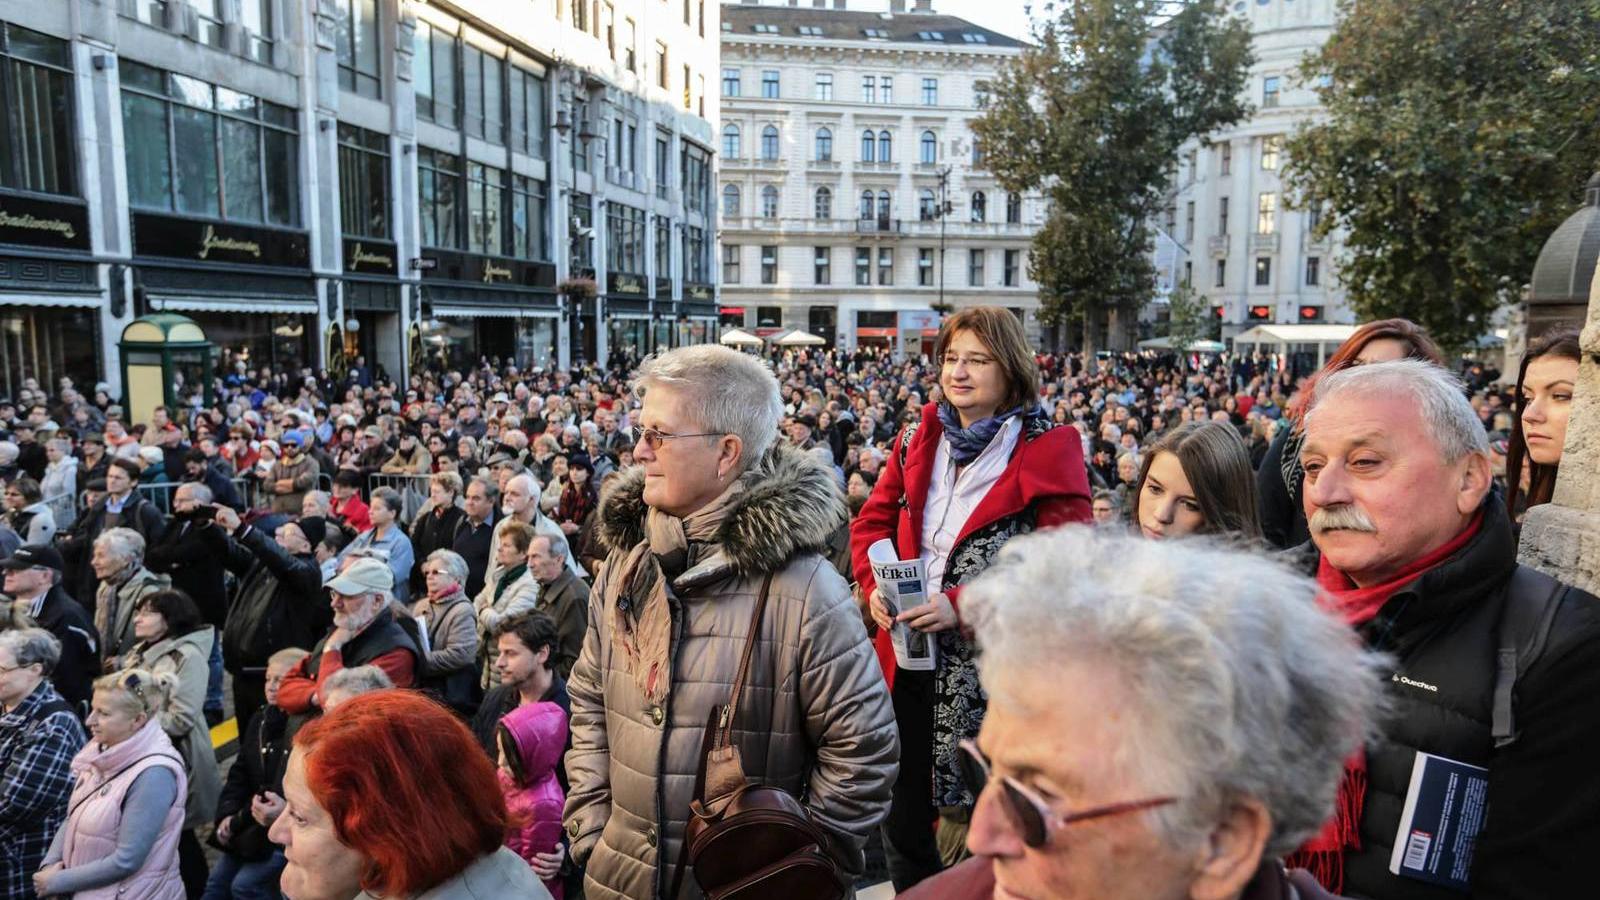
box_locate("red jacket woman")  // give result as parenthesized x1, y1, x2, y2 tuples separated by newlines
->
(849, 307, 1090, 892)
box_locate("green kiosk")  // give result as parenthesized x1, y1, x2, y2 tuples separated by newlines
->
(118, 314, 214, 427)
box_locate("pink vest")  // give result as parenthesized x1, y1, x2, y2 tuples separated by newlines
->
(63, 718, 187, 900)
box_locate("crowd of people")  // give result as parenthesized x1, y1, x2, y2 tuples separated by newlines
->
(0, 303, 1590, 900)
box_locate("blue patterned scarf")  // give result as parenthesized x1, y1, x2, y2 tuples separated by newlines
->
(937, 402, 1040, 466)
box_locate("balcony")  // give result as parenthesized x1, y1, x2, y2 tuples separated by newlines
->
(1208, 235, 1230, 256)
(1249, 232, 1281, 253)
(856, 218, 904, 236)
(807, 159, 841, 173)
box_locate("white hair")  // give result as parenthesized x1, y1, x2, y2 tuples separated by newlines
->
(631, 345, 785, 469)
(178, 482, 213, 505)
(302, 489, 331, 514)
(963, 527, 1387, 858)
(0, 627, 61, 675)
(94, 527, 146, 564)
(1308, 359, 1487, 462)
(425, 548, 470, 584)
(322, 664, 393, 699)
(507, 472, 542, 499)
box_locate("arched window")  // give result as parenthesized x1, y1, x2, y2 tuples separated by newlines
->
(760, 125, 780, 161)
(877, 130, 892, 163)
(1006, 192, 1022, 224)
(859, 190, 874, 219)
(919, 188, 938, 221)
(815, 186, 832, 219)
(920, 130, 937, 164)
(722, 124, 741, 158)
(971, 190, 987, 222)
(876, 190, 891, 221)
(761, 184, 780, 218)
(815, 127, 833, 162)
(860, 130, 876, 163)
(722, 184, 741, 217)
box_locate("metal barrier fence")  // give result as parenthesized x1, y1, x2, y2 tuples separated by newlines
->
(367, 472, 431, 523)
(40, 470, 338, 524)
(42, 492, 77, 530)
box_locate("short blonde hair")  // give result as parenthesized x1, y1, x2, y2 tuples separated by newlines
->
(94, 667, 172, 720)
(430, 471, 464, 496)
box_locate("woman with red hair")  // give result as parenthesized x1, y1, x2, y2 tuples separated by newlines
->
(267, 690, 550, 900)
(1255, 318, 1445, 549)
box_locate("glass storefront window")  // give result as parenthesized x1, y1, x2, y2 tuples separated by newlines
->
(189, 312, 313, 378)
(608, 318, 650, 361)
(0, 306, 99, 399)
(338, 123, 390, 239)
(0, 22, 76, 196)
(515, 317, 558, 370)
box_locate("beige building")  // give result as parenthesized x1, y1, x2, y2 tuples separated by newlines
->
(718, 0, 1041, 355)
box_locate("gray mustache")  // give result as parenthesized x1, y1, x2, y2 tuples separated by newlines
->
(1310, 504, 1377, 534)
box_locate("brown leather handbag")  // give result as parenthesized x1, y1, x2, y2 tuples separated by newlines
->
(667, 574, 850, 900)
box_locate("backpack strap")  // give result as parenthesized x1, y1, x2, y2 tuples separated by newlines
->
(1491, 565, 1565, 748)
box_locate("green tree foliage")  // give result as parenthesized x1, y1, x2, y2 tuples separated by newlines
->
(1164, 283, 1213, 368)
(973, 0, 1253, 359)
(1286, 0, 1600, 351)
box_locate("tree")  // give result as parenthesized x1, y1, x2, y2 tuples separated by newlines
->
(1285, 0, 1600, 352)
(973, 0, 1253, 364)
(1164, 283, 1211, 369)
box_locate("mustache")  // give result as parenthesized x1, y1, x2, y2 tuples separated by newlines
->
(1310, 504, 1377, 535)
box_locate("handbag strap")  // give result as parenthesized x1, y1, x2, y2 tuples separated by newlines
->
(667, 573, 774, 900)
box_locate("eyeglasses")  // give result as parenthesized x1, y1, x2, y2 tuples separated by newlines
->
(956, 739, 1176, 848)
(636, 426, 725, 451)
(942, 354, 996, 370)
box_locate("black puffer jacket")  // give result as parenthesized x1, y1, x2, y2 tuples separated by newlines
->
(221, 524, 330, 675)
(1310, 495, 1600, 900)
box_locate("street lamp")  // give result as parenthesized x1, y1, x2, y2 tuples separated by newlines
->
(554, 73, 601, 363)
(934, 165, 955, 316)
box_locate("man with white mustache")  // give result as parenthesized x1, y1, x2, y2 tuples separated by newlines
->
(1293, 358, 1600, 900)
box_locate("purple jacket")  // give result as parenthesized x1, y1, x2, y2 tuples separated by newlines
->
(498, 700, 568, 900)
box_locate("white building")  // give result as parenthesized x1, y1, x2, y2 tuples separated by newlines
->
(718, 0, 1042, 355)
(0, 0, 719, 398)
(1158, 0, 1350, 341)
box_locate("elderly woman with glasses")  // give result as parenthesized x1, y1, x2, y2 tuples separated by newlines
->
(897, 528, 1383, 900)
(0, 629, 87, 899)
(567, 344, 896, 900)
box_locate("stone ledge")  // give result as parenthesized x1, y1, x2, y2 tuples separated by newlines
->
(1517, 503, 1600, 596)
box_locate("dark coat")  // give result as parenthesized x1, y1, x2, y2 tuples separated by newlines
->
(1309, 495, 1600, 900)
(409, 502, 466, 596)
(897, 857, 1338, 900)
(57, 491, 166, 611)
(1256, 424, 1309, 550)
(13, 584, 100, 711)
(451, 514, 497, 599)
(144, 513, 231, 627)
(472, 674, 572, 779)
(533, 568, 589, 681)
(220, 524, 331, 676)
(192, 465, 245, 512)
(212, 704, 291, 861)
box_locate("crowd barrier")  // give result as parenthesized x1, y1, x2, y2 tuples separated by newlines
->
(366, 472, 431, 522)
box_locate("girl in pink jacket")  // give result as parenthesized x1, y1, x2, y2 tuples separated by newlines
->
(496, 700, 568, 899)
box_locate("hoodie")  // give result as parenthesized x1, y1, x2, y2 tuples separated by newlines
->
(498, 701, 568, 900)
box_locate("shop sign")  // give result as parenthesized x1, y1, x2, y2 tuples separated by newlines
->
(419, 248, 557, 289)
(133, 213, 309, 268)
(608, 273, 646, 295)
(686, 283, 714, 301)
(344, 238, 399, 276)
(0, 194, 91, 252)
(655, 277, 672, 298)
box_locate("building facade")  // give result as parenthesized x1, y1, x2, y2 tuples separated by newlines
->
(1155, 0, 1350, 341)
(0, 0, 719, 400)
(718, 0, 1041, 356)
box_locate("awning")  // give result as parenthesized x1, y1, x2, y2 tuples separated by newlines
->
(1232, 324, 1358, 345)
(152, 295, 316, 314)
(772, 329, 827, 346)
(0, 292, 102, 309)
(1138, 337, 1227, 352)
(433, 305, 555, 319)
(720, 328, 764, 347)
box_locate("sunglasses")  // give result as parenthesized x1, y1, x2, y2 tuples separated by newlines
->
(956, 739, 1176, 848)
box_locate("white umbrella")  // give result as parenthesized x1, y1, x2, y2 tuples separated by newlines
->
(772, 329, 827, 347)
(719, 328, 764, 347)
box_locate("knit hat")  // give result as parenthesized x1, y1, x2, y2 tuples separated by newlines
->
(296, 515, 329, 548)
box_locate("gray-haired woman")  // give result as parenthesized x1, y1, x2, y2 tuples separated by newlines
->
(91, 527, 172, 669)
(898, 528, 1383, 900)
(566, 344, 897, 899)
(415, 549, 482, 711)
(0, 628, 87, 897)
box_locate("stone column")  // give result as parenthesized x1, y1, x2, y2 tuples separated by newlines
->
(1517, 251, 1600, 593)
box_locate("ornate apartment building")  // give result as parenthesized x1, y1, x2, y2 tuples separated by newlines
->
(0, 0, 719, 397)
(1154, 0, 1351, 340)
(718, 0, 1041, 355)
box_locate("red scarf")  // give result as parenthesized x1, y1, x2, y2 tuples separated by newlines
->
(1287, 509, 1484, 892)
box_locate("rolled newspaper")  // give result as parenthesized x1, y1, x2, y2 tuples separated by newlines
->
(867, 538, 938, 671)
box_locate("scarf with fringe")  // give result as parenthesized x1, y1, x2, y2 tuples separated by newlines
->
(611, 480, 744, 704)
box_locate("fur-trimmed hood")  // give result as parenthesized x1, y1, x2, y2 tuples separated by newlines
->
(597, 441, 847, 581)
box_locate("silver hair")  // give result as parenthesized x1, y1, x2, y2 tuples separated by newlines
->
(631, 345, 784, 469)
(302, 490, 331, 513)
(533, 529, 570, 561)
(962, 528, 1387, 858)
(178, 482, 213, 505)
(1307, 358, 1488, 462)
(369, 486, 403, 516)
(322, 664, 393, 698)
(94, 526, 146, 563)
(507, 472, 542, 499)
(425, 548, 470, 584)
(0, 627, 61, 676)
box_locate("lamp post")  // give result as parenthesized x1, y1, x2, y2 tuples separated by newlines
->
(935, 165, 954, 316)
(554, 75, 600, 363)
